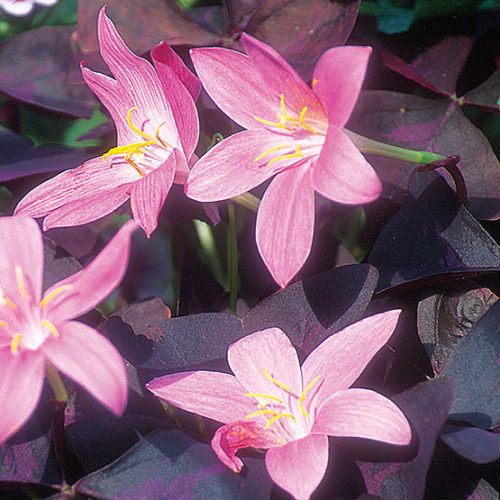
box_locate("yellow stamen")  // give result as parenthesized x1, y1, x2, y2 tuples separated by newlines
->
(40, 285, 70, 308)
(15, 266, 30, 299)
(264, 413, 295, 429)
(253, 145, 289, 163)
(41, 319, 59, 338)
(244, 393, 283, 403)
(253, 115, 295, 132)
(154, 121, 169, 149)
(102, 141, 157, 162)
(10, 333, 22, 354)
(2, 294, 17, 309)
(246, 409, 276, 420)
(126, 107, 155, 141)
(279, 93, 298, 126)
(263, 367, 292, 392)
(312, 78, 319, 86)
(265, 145, 304, 167)
(299, 107, 318, 134)
(298, 375, 320, 417)
(0, 320, 7, 328)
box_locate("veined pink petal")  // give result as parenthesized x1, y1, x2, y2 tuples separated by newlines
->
(256, 162, 315, 288)
(190, 47, 278, 130)
(42, 220, 138, 323)
(313, 125, 382, 205)
(265, 433, 329, 500)
(0, 215, 43, 304)
(146, 371, 255, 423)
(130, 150, 177, 237)
(227, 328, 302, 400)
(0, 348, 45, 444)
(14, 156, 138, 220)
(186, 129, 289, 202)
(151, 41, 201, 102)
(312, 388, 411, 446)
(301, 310, 402, 409)
(312, 45, 372, 127)
(42, 321, 128, 416)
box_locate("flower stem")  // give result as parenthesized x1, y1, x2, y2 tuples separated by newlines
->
(227, 201, 239, 315)
(345, 130, 446, 164)
(46, 361, 68, 403)
(231, 192, 260, 212)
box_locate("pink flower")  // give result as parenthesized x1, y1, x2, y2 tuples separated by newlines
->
(15, 7, 200, 236)
(0, 0, 58, 16)
(186, 35, 382, 287)
(147, 310, 411, 500)
(0, 215, 138, 444)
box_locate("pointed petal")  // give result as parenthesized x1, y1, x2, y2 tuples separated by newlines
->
(312, 45, 372, 127)
(265, 434, 329, 500)
(146, 371, 255, 423)
(0, 215, 43, 305)
(186, 129, 288, 201)
(190, 47, 278, 130)
(0, 348, 45, 444)
(42, 220, 138, 322)
(42, 321, 127, 416)
(256, 163, 315, 287)
(15, 157, 138, 220)
(227, 328, 302, 400)
(312, 388, 411, 445)
(301, 310, 402, 411)
(130, 150, 177, 236)
(314, 126, 382, 205)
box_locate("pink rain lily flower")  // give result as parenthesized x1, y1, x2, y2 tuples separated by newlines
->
(186, 35, 382, 287)
(147, 310, 411, 500)
(0, 215, 138, 444)
(15, 7, 200, 236)
(0, 0, 58, 16)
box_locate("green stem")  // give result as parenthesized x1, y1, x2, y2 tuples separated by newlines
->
(227, 201, 239, 315)
(231, 192, 260, 212)
(46, 362, 68, 403)
(346, 129, 446, 164)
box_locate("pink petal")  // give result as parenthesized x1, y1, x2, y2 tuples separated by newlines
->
(265, 433, 329, 500)
(186, 129, 289, 202)
(0, 348, 45, 444)
(313, 125, 382, 205)
(301, 310, 402, 411)
(42, 321, 128, 416)
(256, 162, 315, 287)
(190, 47, 278, 130)
(151, 41, 201, 102)
(312, 45, 372, 127)
(14, 156, 138, 220)
(42, 220, 138, 323)
(130, 150, 177, 236)
(0, 215, 43, 305)
(312, 388, 411, 446)
(146, 371, 255, 423)
(227, 328, 302, 400)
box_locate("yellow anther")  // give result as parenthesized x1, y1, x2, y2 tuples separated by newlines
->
(40, 285, 70, 309)
(265, 145, 304, 167)
(0, 320, 7, 328)
(41, 319, 59, 338)
(126, 107, 155, 141)
(246, 409, 276, 420)
(245, 393, 283, 403)
(299, 107, 318, 134)
(253, 115, 295, 132)
(298, 375, 320, 417)
(10, 333, 22, 354)
(253, 145, 289, 163)
(264, 413, 295, 429)
(279, 93, 298, 126)
(103, 141, 157, 162)
(312, 78, 319, 86)
(2, 294, 17, 309)
(263, 367, 292, 392)
(15, 266, 30, 299)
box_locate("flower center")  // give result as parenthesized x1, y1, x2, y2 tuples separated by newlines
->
(102, 107, 170, 178)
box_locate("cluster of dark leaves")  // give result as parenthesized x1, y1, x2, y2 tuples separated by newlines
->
(0, 0, 498, 499)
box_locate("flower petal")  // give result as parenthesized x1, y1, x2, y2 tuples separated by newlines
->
(42, 321, 128, 416)
(146, 371, 255, 423)
(130, 150, 177, 236)
(265, 433, 329, 500)
(190, 46, 277, 130)
(186, 129, 287, 202)
(42, 220, 138, 322)
(312, 45, 372, 127)
(313, 125, 382, 205)
(312, 388, 411, 446)
(227, 328, 302, 400)
(256, 162, 315, 287)
(301, 310, 402, 411)
(0, 215, 43, 305)
(0, 348, 45, 444)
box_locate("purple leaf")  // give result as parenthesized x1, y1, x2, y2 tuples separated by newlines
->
(463, 68, 500, 113)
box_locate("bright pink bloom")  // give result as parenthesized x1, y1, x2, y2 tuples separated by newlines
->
(15, 7, 200, 236)
(0, 0, 58, 16)
(186, 35, 382, 287)
(147, 310, 411, 500)
(0, 215, 137, 444)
